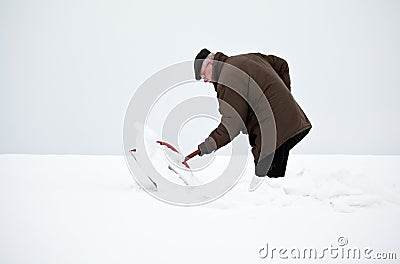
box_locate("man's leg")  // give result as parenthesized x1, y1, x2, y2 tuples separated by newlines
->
(255, 142, 289, 178)
(249, 142, 290, 192)
(255, 153, 274, 177)
(266, 143, 290, 178)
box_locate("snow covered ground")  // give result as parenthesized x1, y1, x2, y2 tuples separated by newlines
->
(0, 154, 399, 263)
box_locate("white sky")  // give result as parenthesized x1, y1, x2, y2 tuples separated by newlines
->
(1, 0, 399, 155)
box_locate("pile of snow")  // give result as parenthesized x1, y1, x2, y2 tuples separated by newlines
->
(130, 123, 201, 188)
(204, 155, 400, 213)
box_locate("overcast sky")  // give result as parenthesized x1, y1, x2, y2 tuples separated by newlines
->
(1, 0, 399, 155)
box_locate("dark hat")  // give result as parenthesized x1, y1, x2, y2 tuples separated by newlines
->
(194, 48, 211, 80)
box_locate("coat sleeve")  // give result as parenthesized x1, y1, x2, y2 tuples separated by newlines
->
(267, 55, 291, 91)
(208, 84, 248, 150)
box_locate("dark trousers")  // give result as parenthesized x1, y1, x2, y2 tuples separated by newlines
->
(255, 141, 290, 177)
(255, 128, 311, 178)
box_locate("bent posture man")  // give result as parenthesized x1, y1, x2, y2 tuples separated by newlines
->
(194, 48, 312, 191)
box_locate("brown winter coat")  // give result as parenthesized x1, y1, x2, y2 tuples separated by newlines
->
(204, 52, 312, 164)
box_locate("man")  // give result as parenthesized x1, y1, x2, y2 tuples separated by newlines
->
(193, 48, 312, 192)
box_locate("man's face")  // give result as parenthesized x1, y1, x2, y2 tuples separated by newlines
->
(200, 59, 213, 83)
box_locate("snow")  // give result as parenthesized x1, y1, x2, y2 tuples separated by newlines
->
(131, 124, 201, 187)
(0, 154, 399, 263)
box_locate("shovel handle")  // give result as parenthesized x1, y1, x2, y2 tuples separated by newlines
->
(184, 149, 201, 162)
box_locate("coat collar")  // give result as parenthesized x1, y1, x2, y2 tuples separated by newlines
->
(212, 52, 229, 91)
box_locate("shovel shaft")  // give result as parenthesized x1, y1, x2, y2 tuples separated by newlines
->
(184, 149, 201, 162)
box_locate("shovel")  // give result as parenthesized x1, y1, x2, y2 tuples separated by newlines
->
(155, 141, 201, 185)
(156, 141, 200, 169)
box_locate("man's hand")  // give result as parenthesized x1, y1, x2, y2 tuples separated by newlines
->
(197, 137, 218, 156)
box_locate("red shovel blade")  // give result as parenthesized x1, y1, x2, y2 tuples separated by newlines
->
(156, 140, 190, 169)
(156, 140, 179, 153)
